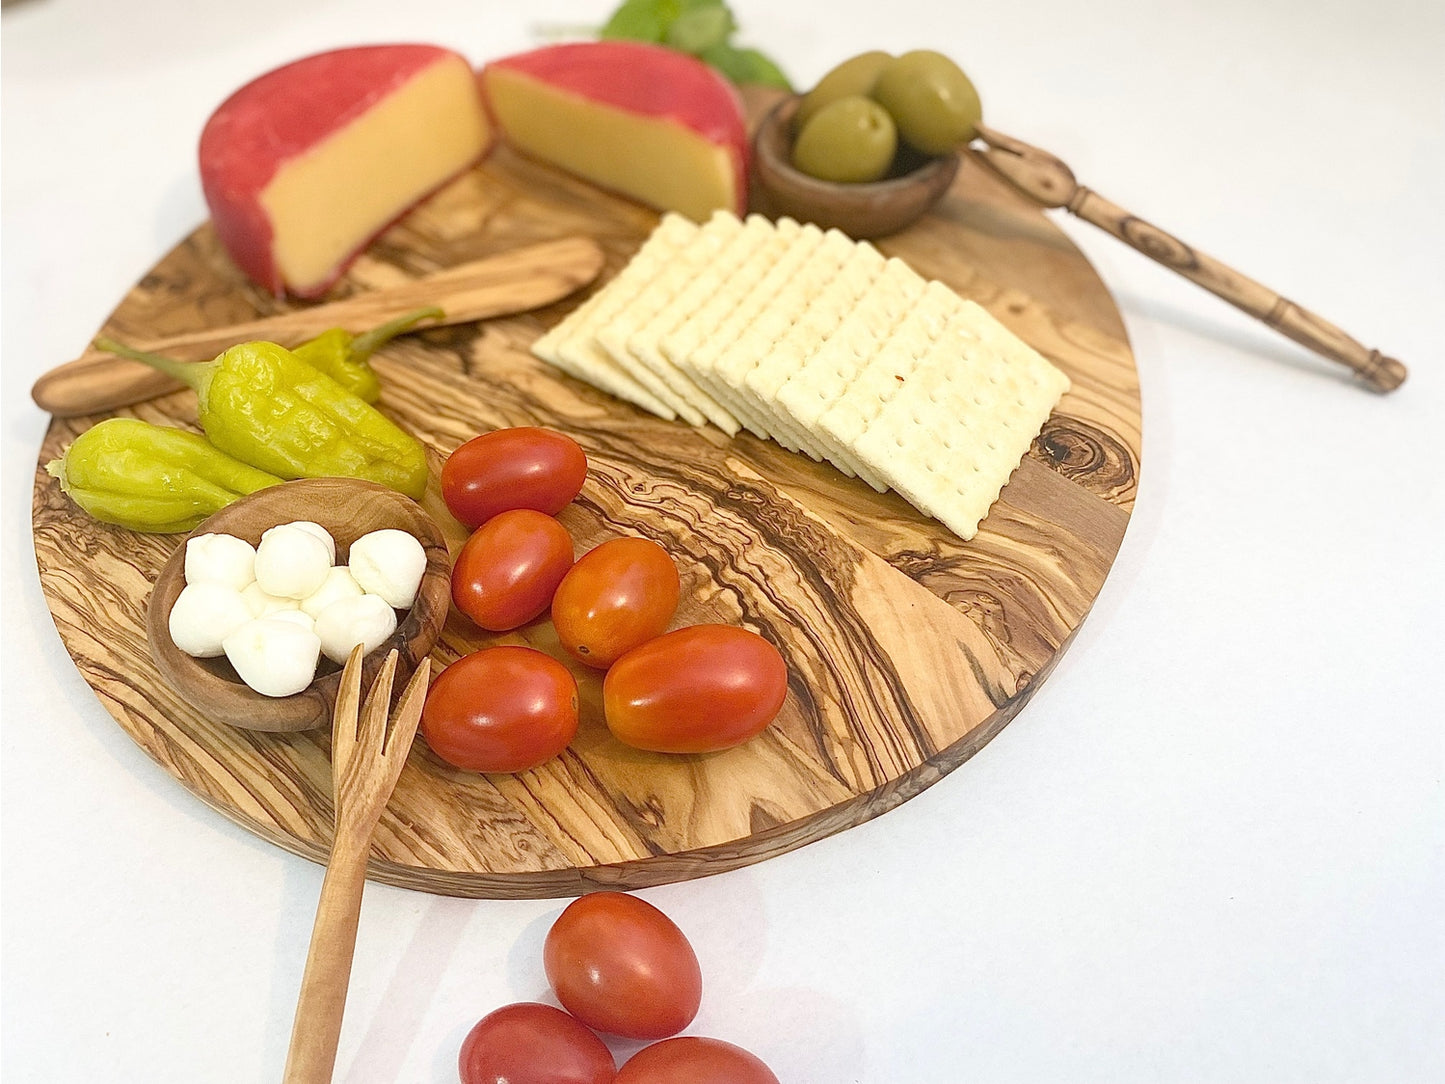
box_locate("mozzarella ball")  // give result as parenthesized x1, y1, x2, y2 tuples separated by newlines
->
(315, 594, 398, 665)
(254, 523, 333, 599)
(168, 582, 252, 658)
(264, 608, 316, 634)
(222, 617, 321, 697)
(347, 529, 427, 609)
(299, 565, 364, 618)
(183, 533, 256, 592)
(242, 582, 301, 618)
(285, 520, 337, 564)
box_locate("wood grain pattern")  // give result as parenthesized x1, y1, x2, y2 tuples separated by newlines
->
(30, 237, 606, 418)
(31, 126, 1141, 898)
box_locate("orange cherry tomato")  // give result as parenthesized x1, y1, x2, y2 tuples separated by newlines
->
(603, 626, 787, 753)
(614, 1037, 779, 1084)
(421, 647, 578, 773)
(459, 1002, 616, 1084)
(544, 891, 701, 1041)
(452, 509, 574, 632)
(552, 537, 680, 669)
(442, 427, 588, 528)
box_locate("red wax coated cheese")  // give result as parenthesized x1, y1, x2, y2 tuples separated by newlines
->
(200, 44, 491, 298)
(480, 41, 748, 221)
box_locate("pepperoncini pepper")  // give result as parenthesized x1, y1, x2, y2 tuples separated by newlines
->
(96, 336, 429, 500)
(46, 417, 283, 532)
(290, 307, 443, 403)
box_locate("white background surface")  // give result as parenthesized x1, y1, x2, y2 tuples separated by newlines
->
(3, 1, 1442, 1081)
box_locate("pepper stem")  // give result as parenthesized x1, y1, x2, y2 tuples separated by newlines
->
(349, 307, 445, 361)
(94, 336, 211, 393)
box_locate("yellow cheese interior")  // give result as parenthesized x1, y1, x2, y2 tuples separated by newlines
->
(261, 57, 488, 292)
(487, 69, 735, 222)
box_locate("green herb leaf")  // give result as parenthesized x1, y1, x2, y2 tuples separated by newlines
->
(599, 0, 681, 42)
(666, 4, 735, 54)
(700, 41, 793, 90)
(599, 0, 793, 89)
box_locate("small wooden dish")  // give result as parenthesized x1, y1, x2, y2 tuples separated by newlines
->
(145, 478, 451, 734)
(751, 96, 960, 239)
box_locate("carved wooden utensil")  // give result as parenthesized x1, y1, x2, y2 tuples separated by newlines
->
(282, 646, 430, 1084)
(30, 235, 606, 418)
(972, 125, 1406, 392)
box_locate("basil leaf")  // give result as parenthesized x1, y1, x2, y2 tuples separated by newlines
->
(733, 46, 793, 89)
(600, 0, 794, 90)
(599, 0, 681, 42)
(701, 42, 793, 90)
(666, 4, 735, 55)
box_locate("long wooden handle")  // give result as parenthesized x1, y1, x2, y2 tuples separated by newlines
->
(1065, 188, 1406, 391)
(31, 236, 605, 418)
(283, 834, 370, 1084)
(971, 126, 1406, 393)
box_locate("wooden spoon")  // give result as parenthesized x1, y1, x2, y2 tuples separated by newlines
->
(972, 125, 1407, 392)
(283, 646, 431, 1084)
(31, 235, 606, 418)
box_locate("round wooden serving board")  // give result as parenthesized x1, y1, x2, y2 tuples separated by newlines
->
(32, 119, 1141, 899)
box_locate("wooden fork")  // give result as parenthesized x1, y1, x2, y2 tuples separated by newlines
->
(282, 647, 431, 1084)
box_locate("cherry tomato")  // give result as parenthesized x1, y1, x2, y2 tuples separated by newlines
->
(552, 538, 681, 669)
(603, 626, 788, 753)
(614, 1037, 779, 1084)
(544, 891, 701, 1040)
(459, 1002, 616, 1084)
(452, 509, 574, 631)
(443, 427, 588, 528)
(421, 647, 578, 773)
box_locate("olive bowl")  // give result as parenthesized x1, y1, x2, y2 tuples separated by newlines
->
(751, 95, 960, 239)
(145, 477, 450, 733)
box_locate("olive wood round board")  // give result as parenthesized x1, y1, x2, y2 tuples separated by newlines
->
(31, 99, 1142, 899)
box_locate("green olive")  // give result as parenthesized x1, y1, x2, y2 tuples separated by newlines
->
(793, 51, 894, 134)
(791, 95, 898, 184)
(870, 50, 982, 155)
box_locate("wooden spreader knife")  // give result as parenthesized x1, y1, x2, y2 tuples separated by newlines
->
(972, 125, 1407, 393)
(30, 236, 606, 418)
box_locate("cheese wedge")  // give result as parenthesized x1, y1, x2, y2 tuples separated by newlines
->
(200, 44, 491, 298)
(480, 42, 748, 222)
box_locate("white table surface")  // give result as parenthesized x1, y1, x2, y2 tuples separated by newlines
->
(4, 1, 1442, 1080)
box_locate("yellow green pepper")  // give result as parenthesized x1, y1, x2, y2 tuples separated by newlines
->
(291, 307, 442, 403)
(46, 417, 282, 533)
(96, 336, 429, 500)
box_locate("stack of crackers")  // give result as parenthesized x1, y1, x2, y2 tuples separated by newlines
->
(532, 211, 1070, 540)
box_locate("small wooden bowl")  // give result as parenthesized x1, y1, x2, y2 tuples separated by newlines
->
(752, 96, 960, 239)
(146, 478, 451, 733)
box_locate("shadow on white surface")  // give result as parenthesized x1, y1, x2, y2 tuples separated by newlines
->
(1113, 288, 1397, 391)
(340, 894, 476, 1083)
(263, 856, 329, 1079)
(503, 901, 561, 1001)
